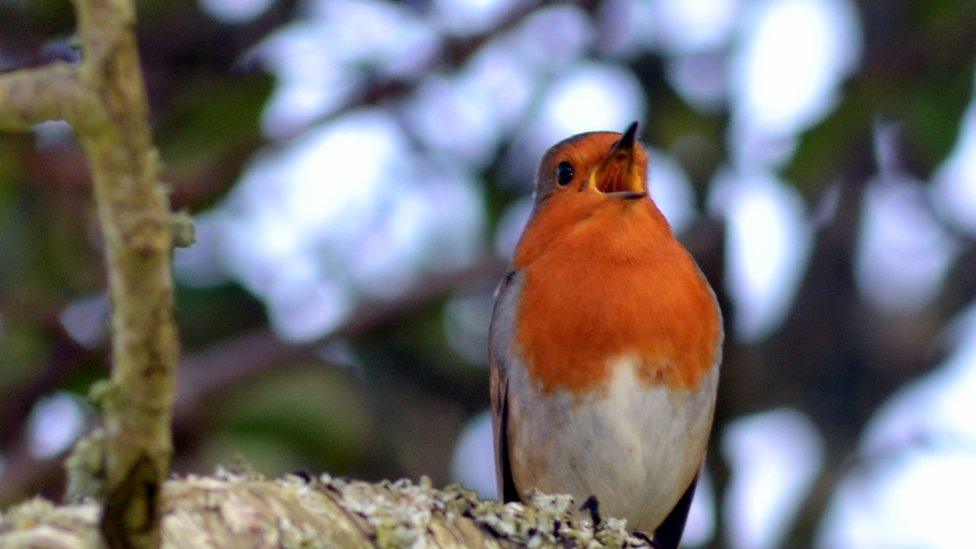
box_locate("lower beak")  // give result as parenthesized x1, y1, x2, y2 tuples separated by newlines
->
(587, 121, 645, 195)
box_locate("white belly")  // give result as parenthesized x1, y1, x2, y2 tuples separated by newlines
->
(506, 355, 718, 532)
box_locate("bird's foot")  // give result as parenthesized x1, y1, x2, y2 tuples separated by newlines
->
(580, 495, 602, 526)
(632, 530, 658, 548)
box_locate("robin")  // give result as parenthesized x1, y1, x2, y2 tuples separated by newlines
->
(490, 122, 722, 548)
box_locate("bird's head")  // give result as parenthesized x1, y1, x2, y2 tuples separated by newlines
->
(532, 121, 649, 207)
(514, 122, 666, 267)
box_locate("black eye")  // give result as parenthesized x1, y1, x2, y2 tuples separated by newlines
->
(556, 161, 574, 186)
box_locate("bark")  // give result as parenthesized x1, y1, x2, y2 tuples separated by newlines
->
(0, 0, 180, 546)
(0, 471, 650, 548)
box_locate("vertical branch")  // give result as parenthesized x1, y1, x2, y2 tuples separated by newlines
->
(0, 0, 180, 547)
(72, 1, 178, 547)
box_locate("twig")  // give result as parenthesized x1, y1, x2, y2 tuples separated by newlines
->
(0, 63, 86, 129)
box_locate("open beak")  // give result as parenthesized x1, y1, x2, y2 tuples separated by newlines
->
(587, 121, 645, 196)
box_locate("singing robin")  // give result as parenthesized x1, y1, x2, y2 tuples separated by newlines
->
(490, 122, 722, 548)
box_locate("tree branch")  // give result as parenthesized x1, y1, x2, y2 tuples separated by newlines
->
(0, 472, 650, 548)
(66, 0, 179, 546)
(0, 63, 86, 130)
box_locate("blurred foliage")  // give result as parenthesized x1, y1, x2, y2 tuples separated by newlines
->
(198, 365, 377, 474)
(176, 284, 266, 347)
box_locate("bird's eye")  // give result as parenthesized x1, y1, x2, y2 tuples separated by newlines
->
(556, 161, 574, 186)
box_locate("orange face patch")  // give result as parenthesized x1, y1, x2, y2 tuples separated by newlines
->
(513, 194, 721, 394)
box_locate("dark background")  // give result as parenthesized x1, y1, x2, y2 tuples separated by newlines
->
(2, 0, 975, 546)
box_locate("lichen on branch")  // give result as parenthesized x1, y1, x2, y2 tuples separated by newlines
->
(0, 471, 651, 548)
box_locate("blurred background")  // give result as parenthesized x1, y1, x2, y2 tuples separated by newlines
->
(1, 0, 975, 546)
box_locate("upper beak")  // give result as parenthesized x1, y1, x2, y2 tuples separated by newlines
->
(587, 121, 645, 195)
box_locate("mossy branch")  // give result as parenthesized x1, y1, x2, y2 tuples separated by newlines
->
(0, 472, 650, 548)
(0, 0, 180, 546)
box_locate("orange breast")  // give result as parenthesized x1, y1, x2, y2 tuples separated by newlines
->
(513, 195, 721, 394)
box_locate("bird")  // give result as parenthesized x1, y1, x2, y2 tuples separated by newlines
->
(489, 122, 722, 548)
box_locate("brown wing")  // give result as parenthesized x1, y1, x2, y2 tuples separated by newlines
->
(653, 471, 699, 549)
(489, 269, 523, 503)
